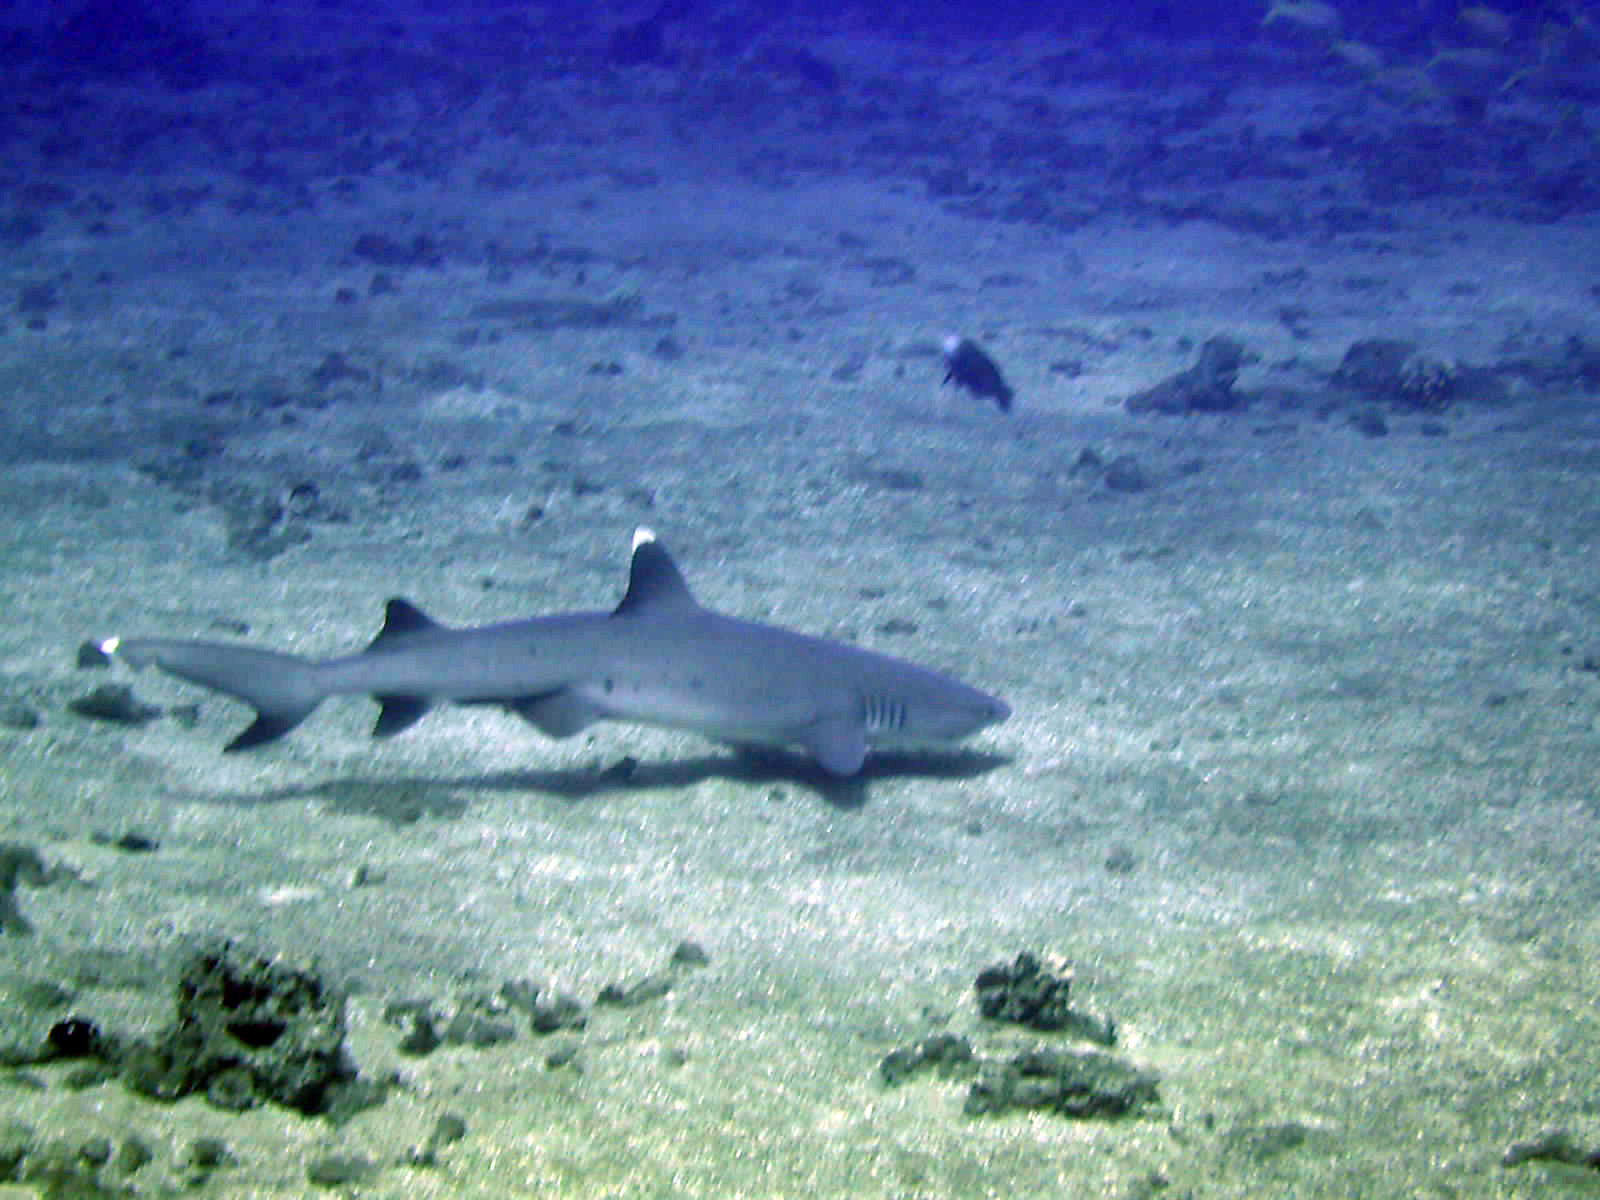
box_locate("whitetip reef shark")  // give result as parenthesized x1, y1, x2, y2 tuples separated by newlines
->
(102, 528, 1010, 776)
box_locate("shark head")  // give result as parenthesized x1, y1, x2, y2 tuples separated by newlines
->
(860, 674, 1011, 749)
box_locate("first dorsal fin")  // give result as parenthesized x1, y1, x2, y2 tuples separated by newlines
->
(613, 527, 699, 617)
(367, 598, 442, 652)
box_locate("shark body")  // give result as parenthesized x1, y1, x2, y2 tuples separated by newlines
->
(106, 530, 1009, 775)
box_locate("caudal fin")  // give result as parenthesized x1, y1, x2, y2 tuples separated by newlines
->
(105, 638, 325, 751)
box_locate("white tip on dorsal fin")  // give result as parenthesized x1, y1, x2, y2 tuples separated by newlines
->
(100, 636, 122, 656)
(615, 527, 696, 616)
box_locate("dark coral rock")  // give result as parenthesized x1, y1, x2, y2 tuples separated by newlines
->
(670, 941, 709, 968)
(1393, 353, 1458, 411)
(309, 351, 372, 390)
(0, 1121, 31, 1176)
(1126, 336, 1253, 414)
(596, 973, 672, 1008)
(1330, 338, 1415, 397)
(964, 1047, 1159, 1119)
(1185, 337, 1253, 410)
(529, 993, 587, 1035)
(388, 991, 518, 1052)
(116, 1137, 154, 1173)
(443, 998, 517, 1049)
(879, 1033, 977, 1087)
(204, 1065, 257, 1112)
(47, 1018, 102, 1059)
(408, 1111, 469, 1167)
(976, 952, 1069, 1026)
(498, 978, 540, 1014)
(1350, 407, 1388, 437)
(974, 952, 1116, 1045)
(1103, 455, 1150, 493)
(121, 944, 370, 1117)
(1334, 338, 1475, 413)
(306, 1152, 378, 1186)
(0, 844, 52, 935)
(185, 1136, 234, 1169)
(90, 831, 159, 853)
(1502, 1127, 1600, 1169)
(384, 1000, 442, 1057)
(879, 1046, 923, 1087)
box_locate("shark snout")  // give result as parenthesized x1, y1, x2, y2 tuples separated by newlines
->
(964, 692, 1011, 734)
(912, 685, 1010, 742)
(981, 695, 1012, 728)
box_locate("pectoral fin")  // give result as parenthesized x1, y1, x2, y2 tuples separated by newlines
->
(800, 715, 868, 776)
(508, 691, 604, 738)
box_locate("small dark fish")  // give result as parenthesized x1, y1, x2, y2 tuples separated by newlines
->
(942, 336, 1014, 412)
